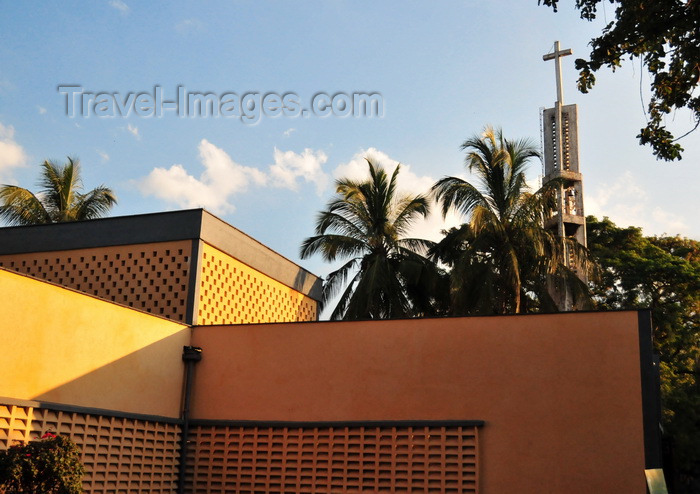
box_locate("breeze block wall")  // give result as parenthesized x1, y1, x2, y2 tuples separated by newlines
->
(0, 400, 181, 493)
(0, 209, 322, 325)
(184, 422, 480, 493)
(196, 243, 317, 324)
(0, 241, 193, 321)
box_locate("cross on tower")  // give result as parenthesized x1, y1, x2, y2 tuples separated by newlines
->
(540, 41, 587, 311)
(543, 41, 572, 104)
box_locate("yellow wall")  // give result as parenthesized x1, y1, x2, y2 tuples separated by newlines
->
(0, 269, 189, 417)
(196, 242, 316, 324)
(0, 240, 193, 322)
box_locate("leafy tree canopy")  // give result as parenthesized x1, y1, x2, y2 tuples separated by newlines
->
(587, 216, 700, 491)
(540, 0, 700, 161)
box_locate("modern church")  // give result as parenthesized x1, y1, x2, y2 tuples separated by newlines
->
(0, 42, 663, 493)
(0, 208, 661, 493)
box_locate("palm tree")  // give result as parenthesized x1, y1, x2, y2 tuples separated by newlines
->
(431, 126, 590, 314)
(0, 158, 117, 226)
(300, 158, 442, 320)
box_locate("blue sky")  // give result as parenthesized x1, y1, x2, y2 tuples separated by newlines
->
(2, 1, 699, 283)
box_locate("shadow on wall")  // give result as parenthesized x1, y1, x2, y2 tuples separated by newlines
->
(293, 269, 323, 302)
(293, 268, 323, 321)
(31, 331, 189, 419)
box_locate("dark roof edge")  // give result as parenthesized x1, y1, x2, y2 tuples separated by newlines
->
(200, 211, 322, 300)
(0, 209, 204, 253)
(0, 209, 322, 301)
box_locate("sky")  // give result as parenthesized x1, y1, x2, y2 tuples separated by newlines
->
(1, 1, 699, 287)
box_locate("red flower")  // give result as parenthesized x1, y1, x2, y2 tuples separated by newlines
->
(41, 432, 56, 439)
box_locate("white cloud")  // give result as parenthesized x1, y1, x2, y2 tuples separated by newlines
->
(138, 140, 342, 214)
(126, 124, 140, 139)
(97, 150, 110, 162)
(0, 123, 27, 177)
(137, 139, 267, 214)
(333, 147, 434, 194)
(37, 106, 47, 115)
(108, 0, 130, 15)
(332, 148, 461, 241)
(283, 128, 296, 137)
(269, 148, 328, 195)
(586, 170, 689, 236)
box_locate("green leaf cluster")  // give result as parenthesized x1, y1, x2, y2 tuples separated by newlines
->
(540, 0, 700, 161)
(0, 434, 85, 493)
(587, 216, 700, 491)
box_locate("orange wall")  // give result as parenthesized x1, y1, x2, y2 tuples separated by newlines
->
(190, 312, 646, 493)
(0, 268, 190, 417)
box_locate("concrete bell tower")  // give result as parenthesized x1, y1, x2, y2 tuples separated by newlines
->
(542, 41, 587, 310)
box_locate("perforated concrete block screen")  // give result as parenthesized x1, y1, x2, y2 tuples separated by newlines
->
(197, 243, 317, 324)
(186, 424, 479, 493)
(0, 403, 180, 493)
(0, 241, 192, 321)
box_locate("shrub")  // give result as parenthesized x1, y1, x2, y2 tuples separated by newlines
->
(0, 432, 84, 493)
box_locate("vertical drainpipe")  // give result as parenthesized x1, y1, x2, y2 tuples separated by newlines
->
(178, 345, 202, 494)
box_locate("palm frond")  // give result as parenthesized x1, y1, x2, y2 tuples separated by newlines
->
(299, 234, 366, 262)
(1, 157, 115, 226)
(432, 176, 488, 219)
(314, 210, 366, 239)
(392, 194, 430, 236)
(0, 186, 51, 225)
(328, 267, 363, 320)
(73, 186, 117, 221)
(302, 157, 436, 319)
(397, 237, 435, 255)
(433, 126, 595, 315)
(321, 258, 361, 313)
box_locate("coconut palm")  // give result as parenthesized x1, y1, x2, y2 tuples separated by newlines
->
(431, 126, 590, 314)
(300, 158, 442, 320)
(0, 158, 117, 226)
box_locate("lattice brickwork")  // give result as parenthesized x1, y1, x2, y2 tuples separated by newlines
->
(198, 243, 317, 324)
(0, 240, 192, 322)
(186, 424, 479, 493)
(0, 402, 181, 493)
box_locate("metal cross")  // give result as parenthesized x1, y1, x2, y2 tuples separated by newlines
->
(543, 41, 572, 104)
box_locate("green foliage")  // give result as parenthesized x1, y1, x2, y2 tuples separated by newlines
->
(300, 158, 443, 320)
(587, 216, 700, 491)
(0, 433, 85, 493)
(0, 158, 117, 226)
(431, 127, 592, 314)
(540, 0, 700, 161)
